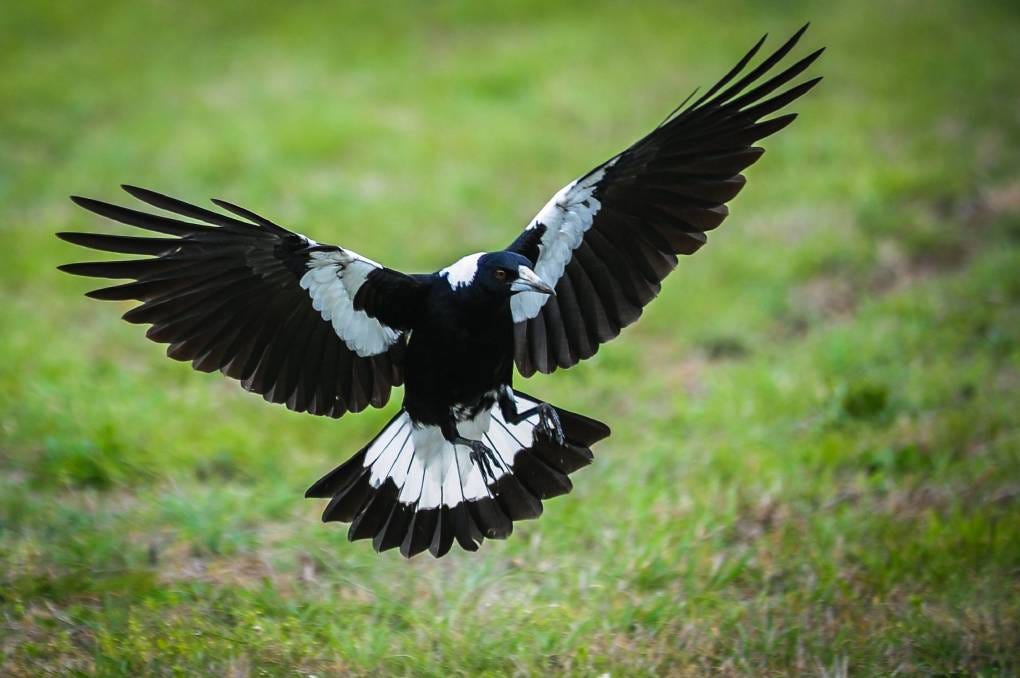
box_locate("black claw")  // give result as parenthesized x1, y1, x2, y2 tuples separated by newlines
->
(536, 404, 565, 445)
(467, 440, 500, 484)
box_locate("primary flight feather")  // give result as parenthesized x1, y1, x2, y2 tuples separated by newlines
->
(58, 26, 822, 558)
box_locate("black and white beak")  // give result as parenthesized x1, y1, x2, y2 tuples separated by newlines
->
(510, 265, 554, 295)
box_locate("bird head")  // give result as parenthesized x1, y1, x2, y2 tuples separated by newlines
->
(479, 251, 554, 297)
(441, 251, 554, 299)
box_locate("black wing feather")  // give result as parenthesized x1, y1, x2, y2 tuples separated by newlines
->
(60, 186, 427, 419)
(510, 27, 821, 376)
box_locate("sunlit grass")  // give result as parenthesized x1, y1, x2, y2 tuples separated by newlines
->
(2, 0, 1019, 674)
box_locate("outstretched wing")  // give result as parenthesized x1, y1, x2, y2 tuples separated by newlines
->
(508, 25, 822, 376)
(59, 185, 429, 418)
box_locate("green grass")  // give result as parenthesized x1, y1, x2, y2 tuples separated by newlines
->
(3, 0, 1020, 674)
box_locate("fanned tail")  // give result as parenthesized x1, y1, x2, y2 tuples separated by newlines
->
(306, 391, 610, 558)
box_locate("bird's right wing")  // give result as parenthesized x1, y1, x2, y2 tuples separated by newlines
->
(508, 26, 822, 376)
(59, 186, 429, 418)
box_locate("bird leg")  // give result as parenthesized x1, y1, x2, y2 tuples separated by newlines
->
(441, 418, 503, 484)
(498, 390, 565, 446)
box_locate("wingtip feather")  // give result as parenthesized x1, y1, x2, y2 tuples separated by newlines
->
(56, 262, 87, 276)
(121, 184, 155, 201)
(789, 22, 810, 45)
(69, 195, 96, 210)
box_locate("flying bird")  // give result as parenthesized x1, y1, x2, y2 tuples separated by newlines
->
(58, 26, 822, 558)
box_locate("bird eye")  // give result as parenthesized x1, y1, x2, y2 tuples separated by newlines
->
(494, 269, 507, 281)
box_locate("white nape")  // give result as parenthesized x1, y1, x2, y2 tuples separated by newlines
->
(440, 252, 485, 290)
(300, 247, 402, 357)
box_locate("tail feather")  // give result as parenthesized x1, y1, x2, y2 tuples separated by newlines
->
(450, 503, 484, 553)
(306, 391, 610, 558)
(304, 413, 405, 498)
(403, 507, 439, 558)
(511, 451, 573, 499)
(374, 501, 412, 553)
(348, 488, 392, 540)
(321, 467, 374, 522)
(548, 401, 612, 447)
(531, 439, 594, 475)
(429, 506, 457, 558)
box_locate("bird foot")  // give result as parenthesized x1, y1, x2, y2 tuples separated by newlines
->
(466, 439, 503, 484)
(534, 403, 565, 446)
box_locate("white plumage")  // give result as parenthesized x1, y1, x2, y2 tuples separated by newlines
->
(510, 163, 614, 323)
(440, 252, 485, 289)
(359, 393, 541, 509)
(300, 248, 403, 356)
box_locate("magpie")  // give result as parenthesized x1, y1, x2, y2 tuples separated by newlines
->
(58, 26, 822, 558)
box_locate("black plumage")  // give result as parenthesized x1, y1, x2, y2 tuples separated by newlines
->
(60, 190, 415, 417)
(58, 27, 820, 558)
(509, 26, 822, 376)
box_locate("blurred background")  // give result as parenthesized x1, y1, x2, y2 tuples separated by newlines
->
(2, 1, 1019, 674)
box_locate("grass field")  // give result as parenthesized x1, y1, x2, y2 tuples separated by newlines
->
(3, 1, 1020, 674)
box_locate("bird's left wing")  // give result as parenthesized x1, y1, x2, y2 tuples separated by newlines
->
(59, 185, 429, 418)
(508, 26, 822, 376)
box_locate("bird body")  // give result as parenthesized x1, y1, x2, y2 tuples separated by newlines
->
(303, 250, 609, 557)
(403, 255, 516, 426)
(58, 26, 822, 558)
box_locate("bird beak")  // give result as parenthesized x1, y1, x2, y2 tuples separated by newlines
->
(510, 266, 555, 295)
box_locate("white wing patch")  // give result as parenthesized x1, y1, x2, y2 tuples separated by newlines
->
(360, 394, 540, 510)
(510, 163, 614, 323)
(299, 248, 402, 357)
(440, 252, 484, 290)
